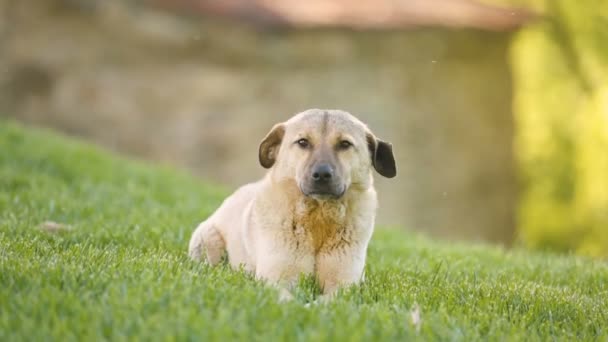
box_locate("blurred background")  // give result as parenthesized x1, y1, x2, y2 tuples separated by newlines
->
(1, 0, 606, 257)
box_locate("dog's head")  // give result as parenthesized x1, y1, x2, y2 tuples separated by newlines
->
(259, 109, 396, 199)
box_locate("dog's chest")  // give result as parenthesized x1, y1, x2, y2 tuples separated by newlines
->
(293, 199, 349, 253)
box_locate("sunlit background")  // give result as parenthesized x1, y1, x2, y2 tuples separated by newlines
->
(1, 0, 606, 257)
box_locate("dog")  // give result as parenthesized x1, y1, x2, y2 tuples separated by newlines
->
(188, 109, 396, 300)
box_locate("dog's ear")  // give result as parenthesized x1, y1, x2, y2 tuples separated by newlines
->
(367, 133, 397, 178)
(259, 123, 285, 168)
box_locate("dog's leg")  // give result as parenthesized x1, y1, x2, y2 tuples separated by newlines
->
(316, 245, 366, 299)
(254, 238, 315, 302)
(256, 261, 309, 302)
(188, 221, 226, 265)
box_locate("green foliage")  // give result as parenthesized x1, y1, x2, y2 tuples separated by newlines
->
(1, 121, 607, 340)
(511, 0, 608, 257)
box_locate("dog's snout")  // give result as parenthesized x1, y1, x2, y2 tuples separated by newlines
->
(312, 164, 334, 182)
(304, 162, 343, 198)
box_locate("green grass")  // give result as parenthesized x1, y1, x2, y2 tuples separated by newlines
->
(1, 121, 607, 341)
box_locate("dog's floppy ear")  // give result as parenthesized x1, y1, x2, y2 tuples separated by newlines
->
(367, 133, 397, 178)
(259, 123, 285, 168)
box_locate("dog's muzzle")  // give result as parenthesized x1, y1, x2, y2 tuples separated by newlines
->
(300, 163, 345, 199)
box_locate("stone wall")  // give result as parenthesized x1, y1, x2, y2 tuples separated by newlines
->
(0, 0, 516, 243)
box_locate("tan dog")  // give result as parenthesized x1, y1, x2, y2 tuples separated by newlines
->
(188, 109, 396, 300)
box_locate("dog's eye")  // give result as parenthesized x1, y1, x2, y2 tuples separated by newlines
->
(338, 140, 353, 149)
(296, 139, 310, 148)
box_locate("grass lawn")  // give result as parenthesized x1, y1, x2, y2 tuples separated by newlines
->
(1, 121, 607, 341)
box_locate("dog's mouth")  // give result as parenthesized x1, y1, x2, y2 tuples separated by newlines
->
(300, 184, 346, 200)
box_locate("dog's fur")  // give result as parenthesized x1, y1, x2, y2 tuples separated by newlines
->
(188, 109, 396, 299)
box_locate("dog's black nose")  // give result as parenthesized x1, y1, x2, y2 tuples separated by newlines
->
(312, 164, 334, 182)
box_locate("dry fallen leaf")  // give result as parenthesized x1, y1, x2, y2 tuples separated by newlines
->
(410, 303, 422, 333)
(39, 221, 72, 233)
